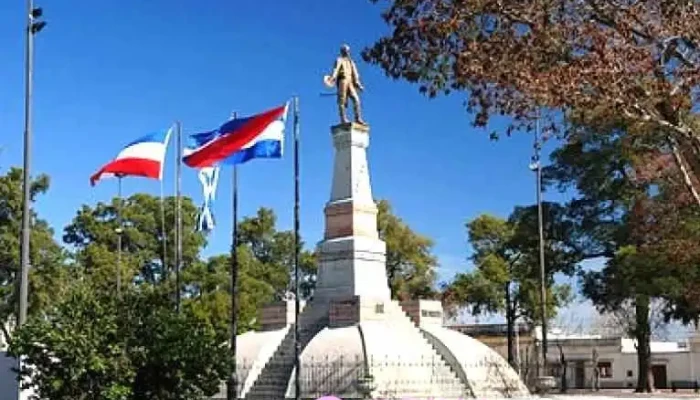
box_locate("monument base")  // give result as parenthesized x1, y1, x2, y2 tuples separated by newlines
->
(313, 235, 391, 302)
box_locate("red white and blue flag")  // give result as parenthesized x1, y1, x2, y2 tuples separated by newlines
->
(183, 103, 288, 169)
(90, 129, 172, 186)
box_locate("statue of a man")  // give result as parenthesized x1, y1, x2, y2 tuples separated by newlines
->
(324, 44, 366, 125)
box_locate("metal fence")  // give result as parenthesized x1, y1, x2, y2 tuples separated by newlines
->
(219, 356, 530, 399)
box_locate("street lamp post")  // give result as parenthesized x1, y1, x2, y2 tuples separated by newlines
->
(530, 118, 548, 378)
(18, 2, 45, 400)
(19, 1, 47, 329)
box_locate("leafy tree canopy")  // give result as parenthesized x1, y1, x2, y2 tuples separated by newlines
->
(0, 168, 69, 341)
(185, 207, 317, 334)
(9, 282, 230, 400)
(544, 111, 699, 391)
(377, 199, 438, 300)
(364, 0, 700, 205)
(444, 203, 578, 324)
(63, 194, 206, 287)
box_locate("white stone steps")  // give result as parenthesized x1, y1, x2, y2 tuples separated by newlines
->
(359, 301, 470, 398)
(243, 304, 329, 399)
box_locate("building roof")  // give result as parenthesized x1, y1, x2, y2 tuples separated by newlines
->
(447, 323, 532, 336)
(620, 338, 689, 354)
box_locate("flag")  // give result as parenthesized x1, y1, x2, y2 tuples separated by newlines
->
(196, 166, 219, 232)
(223, 105, 287, 165)
(182, 103, 287, 168)
(90, 129, 172, 186)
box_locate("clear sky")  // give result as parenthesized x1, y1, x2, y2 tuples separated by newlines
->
(0, 0, 607, 327)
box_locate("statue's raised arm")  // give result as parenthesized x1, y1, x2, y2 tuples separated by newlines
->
(323, 44, 366, 125)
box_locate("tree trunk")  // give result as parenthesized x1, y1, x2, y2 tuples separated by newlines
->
(505, 280, 516, 369)
(668, 136, 700, 207)
(559, 345, 568, 393)
(635, 295, 653, 393)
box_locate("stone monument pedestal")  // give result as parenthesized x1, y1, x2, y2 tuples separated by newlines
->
(313, 123, 391, 303)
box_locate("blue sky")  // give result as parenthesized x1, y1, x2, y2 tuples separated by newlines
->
(0, 0, 606, 327)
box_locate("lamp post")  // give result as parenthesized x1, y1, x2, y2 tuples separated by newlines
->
(18, 1, 46, 329)
(530, 117, 549, 386)
(18, 3, 45, 400)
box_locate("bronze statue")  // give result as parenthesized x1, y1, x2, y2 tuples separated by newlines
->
(324, 44, 366, 125)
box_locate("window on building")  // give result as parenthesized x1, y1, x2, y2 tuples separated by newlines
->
(420, 310, 442, 318)
(627, 370, 633, 378)
(598, 361, 612, 378)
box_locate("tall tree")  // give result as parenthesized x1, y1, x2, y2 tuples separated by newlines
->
(236, 207, 317, 300)
(544, 113, 692, 392)
(184, 250, 280, 335)
(184, 207, 317, 335)
(444, 203, 578, 368)
(63, 194, 205, 287)
(363, 1, 700, 205)
(0, 167, 68, 343)
(377, 199, 438, 300)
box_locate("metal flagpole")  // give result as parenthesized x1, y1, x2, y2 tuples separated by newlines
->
(173, 123, 178, 290)
(227, 111, 239, 400)
(159, 124, 173, 282)
(116, 177, 123, 295)
(160, 173, 168, 281)
(293, 96, 301, 400)
(175, 121, 182, 313)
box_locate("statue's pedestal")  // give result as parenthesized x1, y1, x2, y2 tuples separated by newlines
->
(313, 123, 391, 304)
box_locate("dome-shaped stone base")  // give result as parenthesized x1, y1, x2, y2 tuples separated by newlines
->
(213, 300, 533, 399)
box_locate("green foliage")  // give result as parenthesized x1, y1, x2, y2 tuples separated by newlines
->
(9, 284, 134, 400)
(237, 208, 291, 296)
(127, 287, 230, 399)
(184, 250, 275, 334)
(544, 118, 684, 309)
(377, 199, 438, 300)
(544, 113, 696, 391)
(445, 204, 577, 324)
(9, 283, 231, 400)
(184, 207, 317, 335)
(236, 207, 317, 300)
(0, 167, 68, 337)
(63, 194, 206, 287)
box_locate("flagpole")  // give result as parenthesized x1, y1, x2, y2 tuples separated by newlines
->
(175, 121, 182, 313)
(227, 111, 239, 400)
(160, 169, 168, 282)
(293, 96, 301, 400)
(116, 176, 123, 296)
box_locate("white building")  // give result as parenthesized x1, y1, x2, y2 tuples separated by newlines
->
(539, 328, 700, 390)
